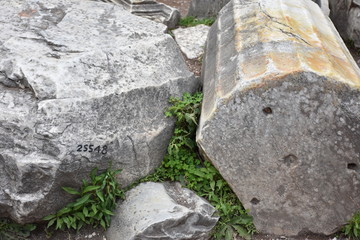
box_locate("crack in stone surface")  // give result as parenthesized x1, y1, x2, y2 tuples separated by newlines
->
(258, 1, 311, 46)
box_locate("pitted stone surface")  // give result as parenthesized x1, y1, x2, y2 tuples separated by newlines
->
(173, 24, 210, 59)
(0, 0, 198, 223)
(197, 0, 360, 236)
(106, 182, 218, 240)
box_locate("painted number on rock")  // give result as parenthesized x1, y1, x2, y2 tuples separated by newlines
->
(77, 144, 107, 154)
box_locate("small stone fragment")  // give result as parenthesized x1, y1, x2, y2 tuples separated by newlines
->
(106, 182, 218, 240)
(173, 24, 210, 59)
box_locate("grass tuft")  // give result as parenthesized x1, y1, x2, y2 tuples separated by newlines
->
(178, 16, 215, 27)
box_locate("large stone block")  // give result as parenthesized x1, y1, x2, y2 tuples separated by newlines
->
(197, 0, 360, 236)
(0, 0, 198, 223)
(106, 182, 218, 240)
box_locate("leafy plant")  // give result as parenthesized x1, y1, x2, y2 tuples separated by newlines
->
(178, 16, 215, 27)
(43, 167, 124, 231)
(343, 212, 360, 239)
(141, 92, 256, 239)
(0, 218, 36, 240)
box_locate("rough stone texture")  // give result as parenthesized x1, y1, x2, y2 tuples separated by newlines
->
(348, 4, 360, 47)
(187, 0, 230, 18)
(329, 0, 360, 47)
(106, 182, 218, 240)
(187, 0, 328, 18)
(173, 24, 210, 59)
(0, 0, 198, 223)
(197, 0, 360, 236)
(98, 0, 181, 29)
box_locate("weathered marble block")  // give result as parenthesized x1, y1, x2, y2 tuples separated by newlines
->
(0, 0, 198, 223)
(197, 0, 360, 236)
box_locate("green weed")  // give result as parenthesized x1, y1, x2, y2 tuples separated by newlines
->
(43, 167, 124, 231)
(0, 218, 36, 240)
(343, 212, 360, 239)
(178, 16, 215, 27)
(141, 92, 256, 240)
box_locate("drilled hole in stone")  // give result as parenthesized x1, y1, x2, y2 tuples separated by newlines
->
(263, 107, 272, 114)
(250, 198, 260, 205)
(283, 154, 298, 166)
(347, 163, 358, 170)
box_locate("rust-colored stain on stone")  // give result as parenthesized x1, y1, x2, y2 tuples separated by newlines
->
(200, 0, 360, 124)
(242, 55, 269, 80)
(18, 9, 37, 17)
(305, 51, 331, 73)
(270, 52, 301, 73)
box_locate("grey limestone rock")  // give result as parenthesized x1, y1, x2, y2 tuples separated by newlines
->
(0, 0, 198, 223)
(329, 0, 360, 47)
(197, 0, 360, 236)
(106, 182, 218, 240)
(173, 24, 210, 59)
